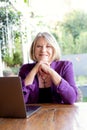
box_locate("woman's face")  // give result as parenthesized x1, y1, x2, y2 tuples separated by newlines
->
(34, 37, 54, 63)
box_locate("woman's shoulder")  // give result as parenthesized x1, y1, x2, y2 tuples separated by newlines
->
(52, 60, 73, 72)
(52, 60, 72, 66)
(59, 60, 72, 65)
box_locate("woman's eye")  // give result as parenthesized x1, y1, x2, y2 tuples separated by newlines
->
(36, 44, 52, 48)
(47, 45, 51, 48)
(37, 45, 42, 48)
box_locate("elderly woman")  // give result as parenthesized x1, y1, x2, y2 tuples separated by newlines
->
(19, 32, 78, 104)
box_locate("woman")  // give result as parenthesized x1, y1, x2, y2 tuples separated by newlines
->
(19, 32, 78, 104)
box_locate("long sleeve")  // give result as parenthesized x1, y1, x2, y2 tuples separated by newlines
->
(19, 63, 39, 104)
(53, 61, 78, 104)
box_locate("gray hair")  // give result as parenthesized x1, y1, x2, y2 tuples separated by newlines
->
(30, 32, 61, 62)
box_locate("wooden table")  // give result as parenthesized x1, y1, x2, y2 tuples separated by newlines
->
(0, 102, 87, 130)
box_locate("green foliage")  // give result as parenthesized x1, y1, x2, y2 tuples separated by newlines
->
(75, 32, 87, 53)
(0, 1, 22, 67)
(24, 0, 27, 2)
(0, 7, 21, 25)
(13, 52, 22, 66)
(76, 76, 87, 86)
(14, 31, 22, 51)
(0, 2, 21, 42)
(3, 53, 13, 66)
(83, 97, 87, 102)
(57, 10, 87, 54)
(61, 10, 87, 44)
(3, 51, 22, 67)
(0, 0, 8, 1)
(24, 0, 29, 6)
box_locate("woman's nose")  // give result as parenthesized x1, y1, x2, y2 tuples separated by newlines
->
(41, 46, 46, 51)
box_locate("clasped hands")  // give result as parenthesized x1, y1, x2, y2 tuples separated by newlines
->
(37, 61, 52, 88)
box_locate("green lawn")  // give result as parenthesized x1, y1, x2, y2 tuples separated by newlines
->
(83, 97, 87, 102)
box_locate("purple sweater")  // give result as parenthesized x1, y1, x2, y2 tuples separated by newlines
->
(19, 60, 78, 104)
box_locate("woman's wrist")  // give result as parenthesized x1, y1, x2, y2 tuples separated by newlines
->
(50, 68, 62, 86)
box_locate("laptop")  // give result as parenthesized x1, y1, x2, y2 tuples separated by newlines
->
(0, 76, 41, 118)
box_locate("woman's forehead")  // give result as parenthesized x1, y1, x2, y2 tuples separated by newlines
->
(35, 37, 49, 44)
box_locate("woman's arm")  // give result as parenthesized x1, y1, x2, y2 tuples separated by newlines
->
(19, 63, 38, 103)
(55, 61, 78, 104)
(39, 61, 78, 104)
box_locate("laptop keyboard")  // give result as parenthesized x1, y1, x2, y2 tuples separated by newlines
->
(26, 105, 41, 112)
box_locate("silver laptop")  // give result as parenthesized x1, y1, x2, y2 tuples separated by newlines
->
(0, 77, 41, 118)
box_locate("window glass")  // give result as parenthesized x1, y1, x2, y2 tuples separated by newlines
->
(0, 0, 87, 101)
